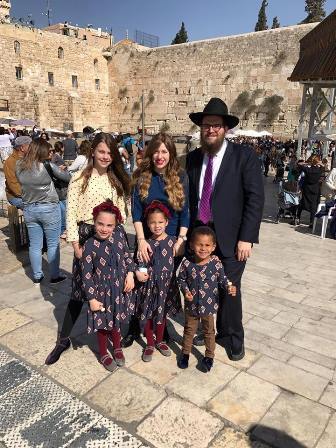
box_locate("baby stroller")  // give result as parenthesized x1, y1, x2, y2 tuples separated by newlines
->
(276, 180, 301, 225)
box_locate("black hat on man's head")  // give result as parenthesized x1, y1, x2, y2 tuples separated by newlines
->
(189, 97, 239, 129)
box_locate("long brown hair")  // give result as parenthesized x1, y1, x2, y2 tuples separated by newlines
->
(77, 132, 130, 197)
(132, 133, 185, 211)
(17, 138, 51, 171)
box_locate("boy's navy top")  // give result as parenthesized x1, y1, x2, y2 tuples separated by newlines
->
(177, 255, 229, 317)
(131, 171, 190, 238)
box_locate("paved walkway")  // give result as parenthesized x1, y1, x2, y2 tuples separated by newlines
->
(0, 177, 335, 448)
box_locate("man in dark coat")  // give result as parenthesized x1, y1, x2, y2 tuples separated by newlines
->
(63, 131, 78, 162)
(186, 97, 264, 360)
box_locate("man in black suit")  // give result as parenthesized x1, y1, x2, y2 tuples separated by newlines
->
(186, 98, 264, 360)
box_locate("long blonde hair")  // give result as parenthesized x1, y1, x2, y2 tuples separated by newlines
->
(17, 138, 51, 172)
(132, 133, 185, 211)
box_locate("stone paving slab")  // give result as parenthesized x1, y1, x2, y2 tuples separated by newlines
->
(137, 396, 223, 448)
(319, 382, 336, 410)
(248, 356, 329, 401)
(283, 328, 336, 360)
(288, 356, 335, 381)
(85, 368, 167, 424)
(316, 413, 336, 448)
(0, 321, 58, 367)
(166, 359, 238, 407)
(0, 308, 32, 337)
(253, 392, 332, 448)
(209, 427, 270, 448)
(245, 316, 290, 339)
(208, 372, 281, 431)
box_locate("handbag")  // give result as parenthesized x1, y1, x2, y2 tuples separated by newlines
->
(43, 161, 69, 201)
(77, 221, 95, 246)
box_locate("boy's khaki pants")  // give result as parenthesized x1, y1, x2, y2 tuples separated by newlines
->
(182, 310, 215, 358)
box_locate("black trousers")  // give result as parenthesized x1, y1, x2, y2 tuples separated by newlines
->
(216, 255, 246, 351)
(60, 300, 84, 339)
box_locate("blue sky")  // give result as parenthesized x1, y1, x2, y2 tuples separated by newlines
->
(11, 0, 335, 45)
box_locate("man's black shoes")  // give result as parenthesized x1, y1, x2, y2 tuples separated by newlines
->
(229, 344, 245, 361)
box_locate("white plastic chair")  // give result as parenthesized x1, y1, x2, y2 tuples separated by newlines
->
(312, 200, 336, 239)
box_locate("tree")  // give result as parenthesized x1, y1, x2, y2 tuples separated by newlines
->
(301, 0, 326, 23)
(271, 16, 280, 28)
(255, 0, 268, 32)
(171, 22, 189, 45)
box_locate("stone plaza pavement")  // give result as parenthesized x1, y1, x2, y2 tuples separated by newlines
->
(0, 177, 335, 448)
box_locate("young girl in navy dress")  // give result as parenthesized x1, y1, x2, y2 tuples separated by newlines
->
(81, 201, 135, 372)
(135, 201, 181, 362)
(177, 226, 236, 372)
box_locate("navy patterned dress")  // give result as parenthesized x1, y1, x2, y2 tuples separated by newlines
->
(177, 256, 229, 317)
(81, 225, 136, 333)
(136, 236, 181, 331)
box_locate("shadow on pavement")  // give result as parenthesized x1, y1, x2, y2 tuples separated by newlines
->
(248, 424, 307, 448)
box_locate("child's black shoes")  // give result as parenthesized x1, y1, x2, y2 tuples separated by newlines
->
(177, 354, 189, 369)
(201, 356, 213, 372)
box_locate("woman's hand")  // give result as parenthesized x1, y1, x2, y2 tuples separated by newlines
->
(89, 298, 104, 312)
(124, 272, 135, 292)
(184, 290, 193, 302)
(135, 271, 149, 283)
(72, 242, 83, 259)
(227, 285, 237, 297)
(173, 239, 185, 257)
(137, 239, 153, 263)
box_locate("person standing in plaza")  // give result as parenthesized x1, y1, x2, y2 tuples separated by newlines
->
(3, 136, 31, 209)
(186, 98, 264, 360)
(45, 132, 130, 365)
(122, 132, 189, 347)
(63, 130, 78, 163)
(16, 138, 70, 284)
(0, 127, 14, 162)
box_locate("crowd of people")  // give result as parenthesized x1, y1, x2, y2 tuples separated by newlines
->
(1, 96, 335, 375)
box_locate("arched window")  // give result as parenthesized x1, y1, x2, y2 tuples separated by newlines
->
(58, 47, 64, 59)
(14, 41, 20, 54)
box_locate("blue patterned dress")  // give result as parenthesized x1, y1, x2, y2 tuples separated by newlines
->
(81, 225, 135, 333)
(136, 236, 181, 331)
(177, 256, 230, 317)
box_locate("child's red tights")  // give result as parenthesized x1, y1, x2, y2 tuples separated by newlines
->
(97, 329, 121, 365)
(144, 319, 166, 346)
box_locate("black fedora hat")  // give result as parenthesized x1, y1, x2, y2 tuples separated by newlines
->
(189, 97, 239, 129)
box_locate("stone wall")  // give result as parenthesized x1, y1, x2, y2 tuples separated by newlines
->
(109, 24, 316, 137)
(0, 23, 110, 131)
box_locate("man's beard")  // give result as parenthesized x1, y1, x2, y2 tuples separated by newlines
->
(200, 133, 225, 155)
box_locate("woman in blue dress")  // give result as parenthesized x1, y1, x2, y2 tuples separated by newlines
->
(123, 133, 190, 347)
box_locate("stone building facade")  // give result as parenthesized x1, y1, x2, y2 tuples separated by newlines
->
(0, 10, 316, 136)
(0, 22, 110, 131)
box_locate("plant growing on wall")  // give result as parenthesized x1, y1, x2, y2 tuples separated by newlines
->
(132, 101, 140, 112)
(147, 90, 155, 106)
(259, 94, 284, 124)
(231, 91, 251, 116)
(160, 122, 170, 132)
(118, 87, 128, 99)
(273, 50, 287, 67)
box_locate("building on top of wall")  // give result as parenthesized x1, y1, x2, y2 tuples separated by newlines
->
(45, 22, 113, 49)
(0, 0, 11, 23)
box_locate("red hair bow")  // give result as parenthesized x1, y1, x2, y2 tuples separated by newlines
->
(144, 200, 171, 219)
(92, 200, 123, 223)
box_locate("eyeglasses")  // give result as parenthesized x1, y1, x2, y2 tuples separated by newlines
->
(200, 124, 223, 131)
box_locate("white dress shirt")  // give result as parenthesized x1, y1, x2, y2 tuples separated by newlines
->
(199, 139, 228, 201)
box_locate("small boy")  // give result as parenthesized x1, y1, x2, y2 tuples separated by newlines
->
(177, 226, 236, 372)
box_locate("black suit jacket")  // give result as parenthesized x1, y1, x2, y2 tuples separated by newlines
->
(186, 141, 264, 257)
